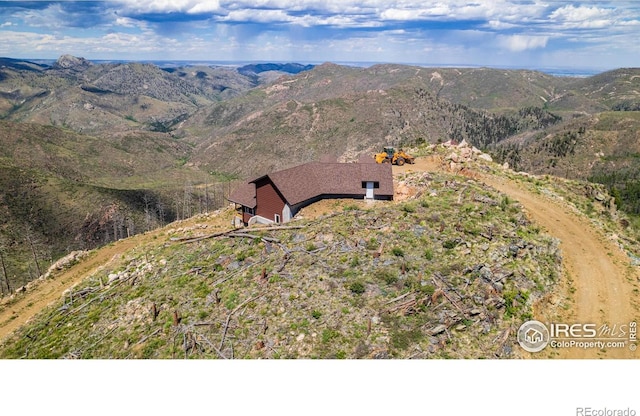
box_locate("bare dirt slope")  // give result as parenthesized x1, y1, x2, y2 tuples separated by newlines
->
(396, 156, 640, 358)
(0, 212, 234, 342)
(0, 237, 142, 341)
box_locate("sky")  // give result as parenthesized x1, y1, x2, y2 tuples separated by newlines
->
(0, 0, 639, 70)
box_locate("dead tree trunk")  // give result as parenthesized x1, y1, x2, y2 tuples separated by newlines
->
(0, 250, 10, 295)
(26, 232, 42, 278)
(204, 182, 210, 213)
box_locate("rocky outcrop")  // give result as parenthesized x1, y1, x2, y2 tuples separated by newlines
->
(52, 55, 93, 71)
(441, 139, 493, 172)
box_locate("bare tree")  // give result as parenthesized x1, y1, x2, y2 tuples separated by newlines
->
(174, 191, 182, 222)
(25, 226, 42, 279)
(183, 182, 193, 219)
(156, 201, 166, 227)
(204, 181, 210, 213)
(126, 216, 135, 238)
(112, 210, 125, 241)
(0, 248, 11, 295)
(143, 193, 153, 232)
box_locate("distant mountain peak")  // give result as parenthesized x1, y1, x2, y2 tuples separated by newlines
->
(52, 54, 93, 71)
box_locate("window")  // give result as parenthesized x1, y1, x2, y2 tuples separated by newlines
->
(243, 206, 254, 215)
(274, 214, 281, 223)
(361, 181, 380, 188)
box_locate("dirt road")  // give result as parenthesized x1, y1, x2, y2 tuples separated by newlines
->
(0, 236, 144, 342)
(0, 212, 233, 343)
(396, 156, 639, 358)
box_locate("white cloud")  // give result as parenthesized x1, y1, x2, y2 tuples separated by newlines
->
(1, 21, 16, 28)
(115, 17, 138, 28)
(618, 19, 640, 27)
(498, 34, 548, 52)
(486, 20, 517, 30)
(221, 9, 292, 23)
(0, 28, 180, 59)
(550, 5, 611, 22)
(116, 0, 221, 14)
(380, 5, 451, 21)
(548, 5, 614, 29)
(111, 0, 553, 24)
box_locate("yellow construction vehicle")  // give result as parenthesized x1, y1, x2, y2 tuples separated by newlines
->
(374, 146, 415, 166)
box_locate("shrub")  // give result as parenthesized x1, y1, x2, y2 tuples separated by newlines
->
(321, 328, 340, 344)
(424, 249, 434, 260)
(375, 269, 398, 285)
(402, 203, 417, 213)
(365, 238, 379, 250)
(443, 239, 459, 250)
(500, 196, 511, 211)
(349, 281, 366, 294)
(419, 283, 436, 296)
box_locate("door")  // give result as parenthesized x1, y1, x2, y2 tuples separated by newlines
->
(365, 181, 374, 199)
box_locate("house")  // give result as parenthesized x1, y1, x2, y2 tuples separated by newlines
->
(228, 161, 394, 226)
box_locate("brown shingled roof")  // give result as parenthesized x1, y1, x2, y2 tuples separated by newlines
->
(227, 182, 256, 208)
(253, 162, 393, 206)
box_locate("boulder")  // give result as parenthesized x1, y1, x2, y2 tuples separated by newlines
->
(459, 147, 473, 160)
(446, 152, 460, 163)
(430, 324, 447, 335)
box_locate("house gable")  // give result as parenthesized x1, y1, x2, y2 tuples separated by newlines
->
(253, 176, 287, 223)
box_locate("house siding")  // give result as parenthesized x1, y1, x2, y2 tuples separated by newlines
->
(254, 177, 286, 222)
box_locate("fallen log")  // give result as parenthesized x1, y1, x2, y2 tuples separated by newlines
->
(219, 293, 265, 351)
(226, 233, 280, 243)
(431, 274, 469, 319)
(384, 291, 414, 305)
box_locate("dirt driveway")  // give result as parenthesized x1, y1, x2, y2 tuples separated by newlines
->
(395, 157, 639, 359)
